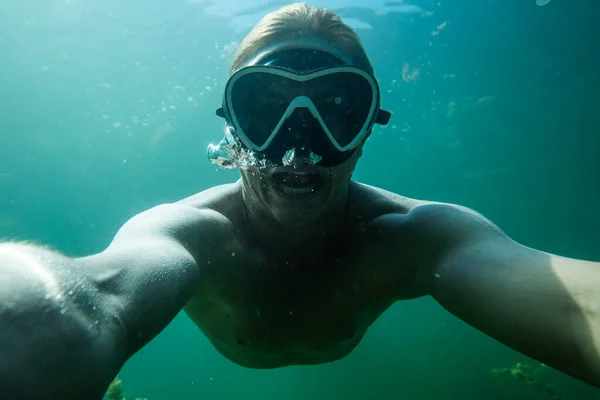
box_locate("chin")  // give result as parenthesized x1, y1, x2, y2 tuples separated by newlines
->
(268, 203, 326, 227)
(264, 179, 333, 225)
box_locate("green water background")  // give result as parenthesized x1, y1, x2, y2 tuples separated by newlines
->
(0, 0, 599, 398)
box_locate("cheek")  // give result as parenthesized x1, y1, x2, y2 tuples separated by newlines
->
(331, 157, 359, 179)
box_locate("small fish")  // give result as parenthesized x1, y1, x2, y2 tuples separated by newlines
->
(536, 0, 552, 6)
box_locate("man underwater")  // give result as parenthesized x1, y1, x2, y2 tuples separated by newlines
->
(1, 3, 598, 398)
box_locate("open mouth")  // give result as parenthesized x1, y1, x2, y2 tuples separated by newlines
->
(271, 171, 327, 197)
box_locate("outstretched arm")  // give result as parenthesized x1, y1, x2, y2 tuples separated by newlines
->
(412, 204, 600, 387)
(0, 204, 224, 399)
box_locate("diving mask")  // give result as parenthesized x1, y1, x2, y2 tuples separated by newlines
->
(210, 48, 391, 167)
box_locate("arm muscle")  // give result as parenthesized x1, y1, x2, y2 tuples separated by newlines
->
(412, 204, 600, 387)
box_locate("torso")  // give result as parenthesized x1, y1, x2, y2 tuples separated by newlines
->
(179, 180, 428, 369)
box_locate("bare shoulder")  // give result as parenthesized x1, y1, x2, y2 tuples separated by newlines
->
(114, 185, 242, 251)
(349, 181, 425, 217)
(177, 181, 241, 213)
(404, 199, 505, 243)
(351, 180, 504, 242)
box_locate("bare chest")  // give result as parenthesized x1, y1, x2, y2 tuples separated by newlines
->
(184, 234, 404, 368)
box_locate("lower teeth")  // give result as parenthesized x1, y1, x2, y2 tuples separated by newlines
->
(282, 185, 315, 195)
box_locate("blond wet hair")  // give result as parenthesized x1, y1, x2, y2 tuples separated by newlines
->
(230, 2, 374, 75)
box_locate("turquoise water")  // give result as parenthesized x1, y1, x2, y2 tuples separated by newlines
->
(1, 0, 599, 399)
